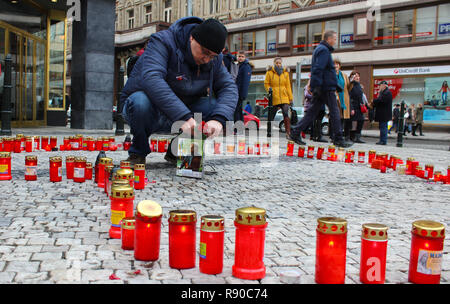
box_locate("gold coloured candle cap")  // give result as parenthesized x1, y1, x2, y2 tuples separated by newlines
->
(120, 160, 131, 167)
(407, 157, 415, 161)
(50, 136, 57, 139)
(86, 162, 93, 168)
(317, 217, 347, 234)
(169, 210, 197, 223)
(201, 215, 225, 232)
(0, 152, 11, 158)
(66, 156, 75, 162)
(105, 164, 114, 172)
(134, 163, 145, 170)
(110, 184, 134, 199)
(114, 168, 134, 180)
(415, 166, 423, 170)
(25, 136, 32, 140)
(328, 145, 335, 149)
(136, 200, 162, 219)
(121, 217, 135, 230)
(338, 147, 345, 151)
(25, 155, 37, 161)
(362, 223, 388, 241)
(425, 164, 434, 168)
(412, 220, 445, 239)
(74, 157, 86, 162)
(308, 145, 314, 149)
(49, 156, 62, 162)
(288, 140, 294, 145)
(235, 206, 266, 226)
(99, 157, 113, 165)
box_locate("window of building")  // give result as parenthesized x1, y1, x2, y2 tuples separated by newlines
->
(236, 0, 247, 9)
(308, 22, 323, 51)
(145, 4, 152, 24)
(393, 9, 414, 44)
(254, 30, 266, 57)
(292, 24, 307, 53)
(438, 3, 450, 40)
(266, 29, 277, 55)
(416, 6, 436, 41)
(339, 18, 354, 48)
(127, 9, 134, 29)
(164, 0, 172, 23)
(209, 0, 219, 14)
(115, 13, 118, 29)
(242, 32, 254, 56)
(375, 12, 393, 45)
(230, 33, 241, 54)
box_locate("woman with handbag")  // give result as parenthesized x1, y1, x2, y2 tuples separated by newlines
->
(334, 59, 352, 142)
(349, 71, 367, 143)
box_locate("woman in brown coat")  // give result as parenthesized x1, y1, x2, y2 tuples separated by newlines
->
(334, 58, 352, 142)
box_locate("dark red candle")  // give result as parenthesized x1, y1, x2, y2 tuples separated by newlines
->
(200, 215, 225, 275)
(408, 220, 445, 284)
(134, 164, 145, 190)
(327, 145, 336, 161)
(14, 138, 21, 153)
(169, 210, 197, 269)
(65, 156, 75, 179)
(3, 138, 13, 152)
(134, 200, 162, 261)
(109, 184, 134, 239)
(85, 162, 93, 180)
(97, 157, 113, 188)
(368, 150, 376, 164)
(25, 137, 33, 152)
(425, 164, 434, 180)
(33, 136, 40, 150)
(298, 146, 305, 158)
(315, 217, 347, 284)
(49, 156, 62, 182)
(50, 136, 57, 149)
(95, 137, 102, 151)
(307, 145, 315, 159)
(25, 155, 38, 181)
(316, 146, 324, 160)
(360, 223, 388, 284)
(286, 141, 294, 157)
(73, 157, 87, 183)
(358, 151, 365, 164)
(232, 207, 267, 280)
(0, 152, 12, 180)
(121, 217, 135, 251)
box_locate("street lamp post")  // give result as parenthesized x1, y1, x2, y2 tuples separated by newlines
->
(396, 101, 405, 147)
(1, 54, 12, 136)
(267, 88, 273, 138)
(115, 66, 125, 136)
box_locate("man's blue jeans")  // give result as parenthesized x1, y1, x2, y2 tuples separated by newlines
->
(379, 121, 388, 144)
(122, 91, 216, 157)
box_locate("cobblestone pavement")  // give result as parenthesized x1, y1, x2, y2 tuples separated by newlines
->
(0, 131, 449, 284)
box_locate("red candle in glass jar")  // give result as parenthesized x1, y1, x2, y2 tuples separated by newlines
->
(315, 217, 347, 284)
(33, 136, 40, 150)
(424, 164, 434, 180)
(121, 217, 135, 251)
(408, 220, 445, 284)
(134, 164, 145, 190)
(433, 171, 442, 183)
(25, 137, 33, 152)
(316, 146, 324, 160)
(415, 166, 425, 179)
(298, 146, 305, 158)
(286, 141, 294, 157)
(169, 210, 197, 269)
(49, 156, 62, 182)
(158, 139, 167, 153)
(232, 207, 267, 280)
(447, 166, 450, 184)
(73, 157, 87, 183)
(0, 138, 3, 152)
(134, 200, 162, 261)
(150, 138, 158, 152)
(50, 136, 57, 149)
(97, 157, 113, 188)
(76, 135, 84, 150)
(104, 165, 115, 196)
(368, 150, 376, 164)
(109, 184, 134, 239)
(345, 150, 352, 163)
(393, 158, 403, 171)
(238, 139, 246, 155)
(123, 141, 131, 151)
(63, 136, 70, 147)
(85, 162, 93, 180)
(95, 137, 102, 151)
(327, 145, 336, 161)
(3, 138, 13, 152)
(14, 137, 21, 153)
(25, 155, 38, 181)
(65, 156, 75, 179)
(307, 145, 315, 159)
(360, 223, 388, 284)
(86, 137, 95, 151)
(82, 138, 88, 150)
(102, 137, 110, 151)
(0, 152, 12, 180)
(406, 157, 415, 175)
(200, 215, 225, 275)
(357, 151, 365, 163)
(247, 145, 253, 155)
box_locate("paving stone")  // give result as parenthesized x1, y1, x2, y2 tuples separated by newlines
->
(5, 261, 40, 273)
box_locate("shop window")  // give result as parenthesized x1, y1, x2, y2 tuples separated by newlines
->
(393, 10, 414, 44)
(308, 22, 323, 51)
(266, 29, 277, 55)
(339, 18, 354, 49)
(254, 30, 266, 57)
(415, 6, 436, 41)
(242, 32, 254, 56)
(48, 20, 66, 110)
(36, 42, 45, 120)
(438, 3, 450, 40)
(292, 24, 307, 53)
(375, 12, 393, 45)
(229, 33, 241, 55)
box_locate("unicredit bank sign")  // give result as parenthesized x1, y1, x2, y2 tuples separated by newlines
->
(374, 66, 450, 77)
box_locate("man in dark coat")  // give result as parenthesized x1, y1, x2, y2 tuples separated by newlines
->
(290, 30, 352, 148)
(390, 104, 400, 134)
(120, 17, 238, 165)
(234, 50, 252, 124)
(373, 80, 393, 145)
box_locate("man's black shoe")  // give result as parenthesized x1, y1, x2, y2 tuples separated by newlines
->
(376, 142, 387, 145)
(164, 141, 177, 165)
(288, 134, 306, 145)
(334, 139, 353, 148)
(126, 153, 146, 166)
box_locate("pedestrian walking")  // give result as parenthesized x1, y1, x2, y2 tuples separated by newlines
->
(438, 80, 448, 105)
(390, 104, 400, 134)
(264, 57, 295, 140)
(349, 70, 367, 143)
(222, 46, 238, 81)
(290, 30, 352, 148)
(120, 17, 238, 166)
(334, 58, 352, 143)
(372, 80, 392, 145)
(304, 79, 327, 142)
(412, 103, 425, 136)
(403, 104, 415, 136)
(234, 50, 253, 125)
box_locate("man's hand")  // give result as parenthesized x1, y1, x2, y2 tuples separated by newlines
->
(203, 120, 222, 138)
(180, 118, 197, 135)
(351, 110, 355, 116)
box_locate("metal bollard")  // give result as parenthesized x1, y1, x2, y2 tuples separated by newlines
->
(396, 101, 405, 148)
(115, 66, 125, 136)
(1, 54, 12, 136)
(267, 87, 273, 138)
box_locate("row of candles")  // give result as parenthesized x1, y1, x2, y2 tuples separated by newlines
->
(286, 142, 450, 184)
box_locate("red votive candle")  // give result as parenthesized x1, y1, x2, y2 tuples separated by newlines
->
(360, 223, 388, 284)
(65, 156, 75, 179)
(73, 157, 87, 183)
(49, 156, 62, 182)
(0, 152, 12, 180)
(307, 145, 315, 159)
(102, 137, 110, 151)
(358, 151, 365, 164)
(232, 207, 267, 280)
(286, 141, 294, 157)
(150, 138, 158, 152)
(424, 164, 434, 180)
(406, 157, 415, 175)
(368, 150, 376, 164)
(109, 184, 134, 239)
(345, 150, 352, 163)
(415, 166, 425, 179)
(315, 217, 347, 284)
(121, 217, 135, 251)
(316, 146, 324, 160)
(63, 136, 70, 147)
(85, 162, 93, 180)
(25, 137, 33, 152)
(408, 220, 445, 284)
(199, 215, 225, 275)
(238, 139, 246, 155)
(86, 137, 95, 151)
(123, 141, 131, 151)
(3, 138, 13, 152)
(327, 145, 336, 161)
(433, 171, 442, 183)
(134, 164, 145, 190)
(158, 138, 167, 153)
(14, 137, 21, 153)
(298, 146, 305, 158)
(33, 136, 40, 150)
(95, 137, 102, 151)
(134, 200, 162, 260)
(50, 136, 57, 149)
(40, 136, 48, 151)
(97, 157, 113, 188)
(25, 155, 38, 181)
(169, 210, 197, 269)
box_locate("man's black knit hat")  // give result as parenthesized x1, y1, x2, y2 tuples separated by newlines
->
(191, 18, 228, 54)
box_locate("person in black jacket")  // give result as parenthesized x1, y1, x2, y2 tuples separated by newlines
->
(290, 30, 352, 148)
(390, 104, 400, 134)
(234, 50, 252, 124)
(373, 80, 393, 145)
(349, 71, 367, 143)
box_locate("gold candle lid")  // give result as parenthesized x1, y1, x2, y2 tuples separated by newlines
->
(136, 200, 162, 219)
(120, 160, 131, 168)
(308, 145, 315, 149)
(74, 157, 86, 162)
(0, 152, 11, 158)
(235, 207, 266, 226)
(134, 163, 145, 170)
(348, 149, 354, 153)
(362, 223, 388, 241)
(121, 217, 135, 230)
(369, 150, 376, 153)
(201, 215, 225, 232)
(288, 141, 294, 145)
(434, 171, 442, 175)
(415, 166, 423, 170)
(86, 162, 93, 169)
(338, 147, 345, 151)
(25, 136, 32, 141)
(169, 210, 197, 223)
(317, 217, 347, 234)
(328, 145, 336, 149)
(358, 150, 365, 153)
(66, 156, 75, 162)
(25, 155, 37, 161)
(49, 156, 62, 162)
(64, 136, 70, 140)
(412, 220, 445, 239)
(425, 164, 434, 168)
(50, 136, 57, 139)
(105, 164, 114, 173)
(298, 145, 305, 150)
(99, 157, 113, 165)
(110, 184, 134, 199)
(407, 157, 415, 161)
(40, 135, 48, 139)
(114, 168, 134, 180)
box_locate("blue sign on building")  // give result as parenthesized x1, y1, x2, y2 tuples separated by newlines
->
(439, 23, 450, 36)
(267, 42, 276, 52)
(341, 34, 354, 44)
